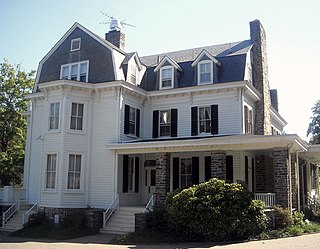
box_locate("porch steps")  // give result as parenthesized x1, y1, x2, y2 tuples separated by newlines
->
(100, 206, 145, 235)
(0, 201, 32, 232)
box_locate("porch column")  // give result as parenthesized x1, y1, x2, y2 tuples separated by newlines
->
(291, 153, 300, 211)
(274, 148, 292, 209)
(155, 153, 171, 208)
(211, 151, 226, 180)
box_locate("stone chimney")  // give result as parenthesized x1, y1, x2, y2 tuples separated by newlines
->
(250, 19, 272, 135)
(105, 30, 125, 50)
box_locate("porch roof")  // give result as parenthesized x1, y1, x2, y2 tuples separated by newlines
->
(301, 144, 320, 163)
(106, 134, 308, 155)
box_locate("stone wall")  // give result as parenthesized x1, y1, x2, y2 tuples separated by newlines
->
(135, 212, 150, 232)
(155, 153, 171, 207)
(273, 149, 291, 209)
(211, 151, 226, 180)
(250, 20, 272, 135)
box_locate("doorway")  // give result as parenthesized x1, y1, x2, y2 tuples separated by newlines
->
(144, 166, 156, 204)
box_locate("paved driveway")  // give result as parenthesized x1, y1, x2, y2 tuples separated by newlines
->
(1, 231, 319, 249)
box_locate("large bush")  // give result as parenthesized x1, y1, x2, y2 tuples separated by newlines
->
(166, 178, 267, 241)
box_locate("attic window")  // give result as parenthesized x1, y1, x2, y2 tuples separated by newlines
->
(71, 38, 81, 51)
(160, 66, 174, 89)
(198, 60, 213, 84)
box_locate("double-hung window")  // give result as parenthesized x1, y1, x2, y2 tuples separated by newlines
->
(70, 103, 84, 131)
(159, 110, 171, 137)
(68, 154, 81, 190)
(160, 66, 174, 89)
(60, 61, 89, 82)
(244, 106, 253, 134)
(129, 107, 136, 135)
(199, 106, 211, 133)
(130, 66, 137, 84)
(124, 105, 140, 137)
(49, 102, 60, 130)
(198, 60, 213, 84)
(180, 158, 192, 188)
(46, 154, 57, 189)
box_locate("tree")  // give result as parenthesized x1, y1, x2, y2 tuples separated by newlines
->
(307, 100, 320, 145)
(0, 60, 34, 186)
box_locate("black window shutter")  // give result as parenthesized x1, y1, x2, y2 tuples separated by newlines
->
(251, 158, 255, 192)
(136, 109, 140, 137)
(211, 105, 219, 134)
(134, 157, 139, 193)
(192, 157, 199, 185)
(245, 156, 249, 184)
(205, 156, 211, 181)
(226, 155, 233, 182)
(171, 108, 178, 137)
(191, 106, 198, 136)
(152, 110, 159, 138)
(173, 157, 180, 190)
(124, 105, 130, 134)
(123, 155, 129, 193)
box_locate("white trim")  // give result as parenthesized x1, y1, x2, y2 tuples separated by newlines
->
(197, 60, 213, 85)
(159, 66, 174, 90)
(191, 49, 221, 67)
(70, 38, 81, 52)
(154, 56, 182, 72)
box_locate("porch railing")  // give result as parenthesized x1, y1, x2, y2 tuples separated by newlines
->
(22, 202, 39, 225)
(254, 193, 275, 208)
(2, 200, 20, 227)
(102, 194, 119, 229)
(144, 194, 155, 213)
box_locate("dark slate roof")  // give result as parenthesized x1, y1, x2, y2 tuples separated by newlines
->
(138, 40, 252, 91)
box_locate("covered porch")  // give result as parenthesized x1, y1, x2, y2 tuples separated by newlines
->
(108, 134, 308, 211)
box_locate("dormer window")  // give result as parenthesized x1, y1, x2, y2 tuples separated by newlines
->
(198, 60, 213, 84)
(60, 61, 89, 82)
(130, 65, 137, 85)
(160, 66, 174, 89)
(71, 38, 81, 51)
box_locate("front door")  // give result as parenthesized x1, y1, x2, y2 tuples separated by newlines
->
(144, 166, 156, 204)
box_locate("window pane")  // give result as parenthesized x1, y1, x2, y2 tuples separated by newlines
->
(69, 155, 75, 171)
(129, 107, 135, 122)
(54, 117, 59, 129)
(205, 107, 210, 119)
(70, 117, 76, 129)
(80, 63, 87, 74)
(161, 68, 172, 87)
(77, 117, 83, 130)
(68, 173, 74, 189)
(150, 170, 156, 186)
(62, 66, 69, 79)
(71, 103, 77, 116)
(75, 155, 81, 171)
(78, 104, 84, 116)
(50, 103, 55, 115)
(55, 103, 60, 115)
(71, 65, 78, 80)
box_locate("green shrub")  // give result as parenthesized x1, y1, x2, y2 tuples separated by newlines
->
(292, 211, 304, 226)
(273, 205, 293, 229)
(165, 178, 267, 241)
(25, 211, 49, 228)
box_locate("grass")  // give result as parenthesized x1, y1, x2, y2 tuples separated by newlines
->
(10, 224, 92, 240)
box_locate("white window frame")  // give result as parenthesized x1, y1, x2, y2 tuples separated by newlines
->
(180, 158, 192, 189)
(45, 154, 57, 190)
(244, 105, 253, 134)
(198, 106, 211, 134)
(67, 154, 82, 190)
(128, 106, 137, 136)
(70, 38, 81, 52)
(159, 110, 171, 137)
(49, 102, 60, 131)
(70, 102, 84, 131)
(60, 60, 89, 82)
(198, 60, 213, 85)
(159, 66, 174, 89)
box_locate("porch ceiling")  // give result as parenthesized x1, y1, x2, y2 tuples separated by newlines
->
(106, 134, 308, 155)
(301, 144, 320, 163)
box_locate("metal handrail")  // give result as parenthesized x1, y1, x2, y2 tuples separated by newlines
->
(102, 194, 119, 228)
(22, 202, 38, 225)
(144, 194, 155, 213)
(2, 200, 20, 227)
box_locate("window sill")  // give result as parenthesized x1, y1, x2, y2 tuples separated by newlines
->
(46, 130, 61, 134)
(127, 134, 138, 139)
(68, 129, 87, 135)
(159, 86, 174, 90)
(63, 189, 84, 194)
(198, 81, 212, 85)
(43, 189, 57, 194)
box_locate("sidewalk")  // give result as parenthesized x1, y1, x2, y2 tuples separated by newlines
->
(1, 231, 320, 249)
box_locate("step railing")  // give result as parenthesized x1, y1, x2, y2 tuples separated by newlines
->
(22, 202, 38, 225)
(254, 193, 275, 208)
(103, 194, 119, 229)
(144, 194, 155, 213)
(2, 200, 20, 227)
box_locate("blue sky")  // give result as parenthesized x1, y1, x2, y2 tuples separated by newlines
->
(1, 0, 319, 140)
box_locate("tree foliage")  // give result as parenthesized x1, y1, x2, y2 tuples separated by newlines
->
(0, 60, 34, 186)
(307, 100, 320, 144)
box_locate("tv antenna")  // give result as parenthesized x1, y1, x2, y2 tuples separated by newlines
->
(100, 11, 135, 31)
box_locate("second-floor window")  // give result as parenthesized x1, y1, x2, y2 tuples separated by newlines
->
(244, 105, 253, 134)
(70, 103, 84, 131)
(49, 102, 60, 130)
(124, 105, 140, 137)
(61, 61, 89, 82)
(46, 154, 57, 189)
(160, 66, 174, 89)
(199, 106, 211, 133)
(160, 110, 171, 137)
(198, 60, 213, 84)
(191, 105, 218, 136)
